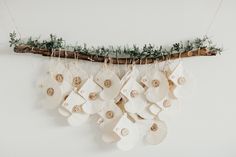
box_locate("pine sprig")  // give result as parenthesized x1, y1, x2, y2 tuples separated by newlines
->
(9, 32, 222, 58)
(9, 31, 20, 47)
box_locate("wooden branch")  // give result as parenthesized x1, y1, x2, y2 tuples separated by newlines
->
(14, 45, 217, 64)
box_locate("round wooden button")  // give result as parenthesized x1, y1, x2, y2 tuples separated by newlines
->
(46, 88, 54, 96)
(130, 90, 138, 98)
(163, 99, 171, 108)
(105, 111, 114, 119)
(150, 123, 158, 131)
(104, 79, 112, 88)
(72, 105, 81, 113)
(152, 79, 160, 87)
(72, 76, 81, 88)
(187, 51, 193, 56)
(89, 92, 97, 100)
(121, 128, 129, 136)
(55, 74, 64, 83)
(177, 76, 186, 85)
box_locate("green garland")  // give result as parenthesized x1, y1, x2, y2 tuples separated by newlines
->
(9, 31, 222, 58)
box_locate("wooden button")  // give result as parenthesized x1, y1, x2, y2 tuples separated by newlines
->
(72, 105, 81, 113)
(150, 123, 158, 131)
(121, 128, 129, 136)
(105, 111, 114, 119)
(177, 77, 186, 85)
(187, 51, 193, 56)
(163, 99, 171, 108)
(46, 88, 54, 96)
(89, 92, 97, 100)
(55, 74, 63, 83)
(104, 79, 112, 88)
(152, 79, 160, 87)
(72, 76, 81, 88)
(130, 90, 138, 98)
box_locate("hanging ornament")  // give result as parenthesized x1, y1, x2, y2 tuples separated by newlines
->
(78, 77, 106, 114)
(97, 102, 123, 143)
(121, 77, 147, 114)
(156, 97, 179, 119)
(95, 67, 122, 101)
(113, 114, 140, 151)
(169, 62, 186, 86)
(167, 61, 193, 99)
(48, 59, 64, 76)
(67, 61, 88, 91)
(48, 60, 72, 94)
(114, 66, 139, 103)
(144, 119, 167, 145)
(58, 91, 89, 126)
(141, 64, 169, 103)
(38, 74, 64, 109)
(60, 91, 86, 114)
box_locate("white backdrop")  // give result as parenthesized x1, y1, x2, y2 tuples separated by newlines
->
(0, 0, 236, 157)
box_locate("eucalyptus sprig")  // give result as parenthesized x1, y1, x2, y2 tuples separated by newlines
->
(9, 31, 222, 58)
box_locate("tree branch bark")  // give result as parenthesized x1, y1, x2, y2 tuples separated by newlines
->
(14, 45, 217, 64)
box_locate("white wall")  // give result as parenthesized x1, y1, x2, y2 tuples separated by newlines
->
(0, 0, 236, 157)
